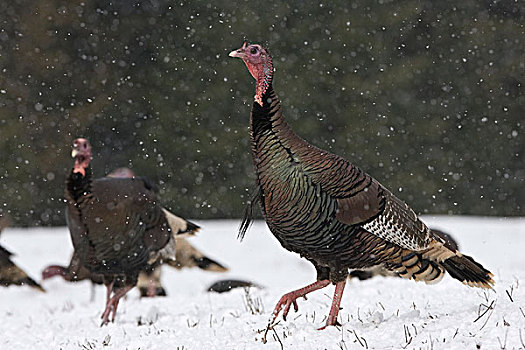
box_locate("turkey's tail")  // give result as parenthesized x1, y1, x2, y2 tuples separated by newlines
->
(162, 208, 200, 236)
(0, 269, 45, 292)
(441, 254, 494, 289)
(190, 256, 228, 272)
(1, 245, 45, 292)
(21, 276, 46, 292)
(167, 237, 228, 272)
(387, 243, 494, 289)
(390, 251, 446, 284)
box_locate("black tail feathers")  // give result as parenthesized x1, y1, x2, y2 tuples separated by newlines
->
(442, 254, 494, 289)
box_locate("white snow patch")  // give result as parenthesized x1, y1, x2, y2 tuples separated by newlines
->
(0, 217, 524, 349)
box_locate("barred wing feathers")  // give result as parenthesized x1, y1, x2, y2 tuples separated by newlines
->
(298, 144, 433, 252)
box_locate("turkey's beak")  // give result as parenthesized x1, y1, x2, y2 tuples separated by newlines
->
(229, 49, 244, 58)
(229, 42, 247, 58)
(71, 149, 79, 158)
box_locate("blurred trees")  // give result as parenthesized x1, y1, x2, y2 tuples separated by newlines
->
(0, 0, 523, 226)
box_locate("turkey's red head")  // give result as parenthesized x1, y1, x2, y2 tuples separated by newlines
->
(71, 138, 92, 177)
(229, 42, 273, 106)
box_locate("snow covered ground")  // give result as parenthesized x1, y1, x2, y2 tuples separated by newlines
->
(0, 217, 524, 349)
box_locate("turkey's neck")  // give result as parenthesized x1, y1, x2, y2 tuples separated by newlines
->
(66, 167, 93, 202)
(250, 82, 309, 178)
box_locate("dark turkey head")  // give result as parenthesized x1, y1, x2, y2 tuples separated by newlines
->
(71, 138, 92, 177)
(229, 42, 273, 106)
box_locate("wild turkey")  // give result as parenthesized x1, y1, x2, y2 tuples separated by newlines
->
(349, 228, 459, 280)
(229, 43, 494, 330)
(0, 214, 45, 292)
(66, 138, 173, 325)
(52, 161, 227, 302)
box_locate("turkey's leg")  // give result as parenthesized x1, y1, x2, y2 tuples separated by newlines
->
(318, 280, 346, 330)
(270, 279, 330, 323)
(100, 285, 133, 326)
(264, 279, 330, 343)
(105, 281, 114, 305)
(147, 279, 157, 297)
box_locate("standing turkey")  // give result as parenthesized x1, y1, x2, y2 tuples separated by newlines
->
(66, 138, 173, 325)
(45, 166, 227, 298)
(229, 43, 494, 330)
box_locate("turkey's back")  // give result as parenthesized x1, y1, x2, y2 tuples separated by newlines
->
(67, 177, 171, 276)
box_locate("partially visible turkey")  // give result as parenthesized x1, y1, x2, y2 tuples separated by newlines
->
(65, 138, 173, 325)
(229, 43, 494, 332)
(46, 166, 226, 298)
(0, 246, 46, 292)
(0, 214, 45, 292)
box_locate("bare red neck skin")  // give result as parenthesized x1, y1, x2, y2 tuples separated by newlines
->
(73, 156, 90, 177)
(245, 55, 273, 106)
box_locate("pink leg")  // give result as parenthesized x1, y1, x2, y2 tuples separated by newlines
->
(105, 281, 114, 304)
(270, 280, 330, 324)
(318, 280, 346, 330)
(100, 285, 133, 326)
(263, 280, 330, 343)
(147, 280, 156, 298)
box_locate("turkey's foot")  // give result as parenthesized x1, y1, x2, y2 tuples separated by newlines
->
(100, 297, 118, 326)
(270, 280, 330, 324)
(317, 318, 342, 330)
(262, 279, 330, 343)
(100, 285, 133, 326)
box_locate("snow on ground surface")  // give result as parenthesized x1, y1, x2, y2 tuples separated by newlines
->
(0, 217, 524, 350)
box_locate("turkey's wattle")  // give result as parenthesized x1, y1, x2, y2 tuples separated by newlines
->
(230, 43, 494, 331)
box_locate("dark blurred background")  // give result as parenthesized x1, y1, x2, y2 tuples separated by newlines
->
(0, 0, 523, 226)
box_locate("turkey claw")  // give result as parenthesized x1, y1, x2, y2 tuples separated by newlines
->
(282, 299, 299, 321)
(271, 291, 303, 324)
(317, 317, 341, 330)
